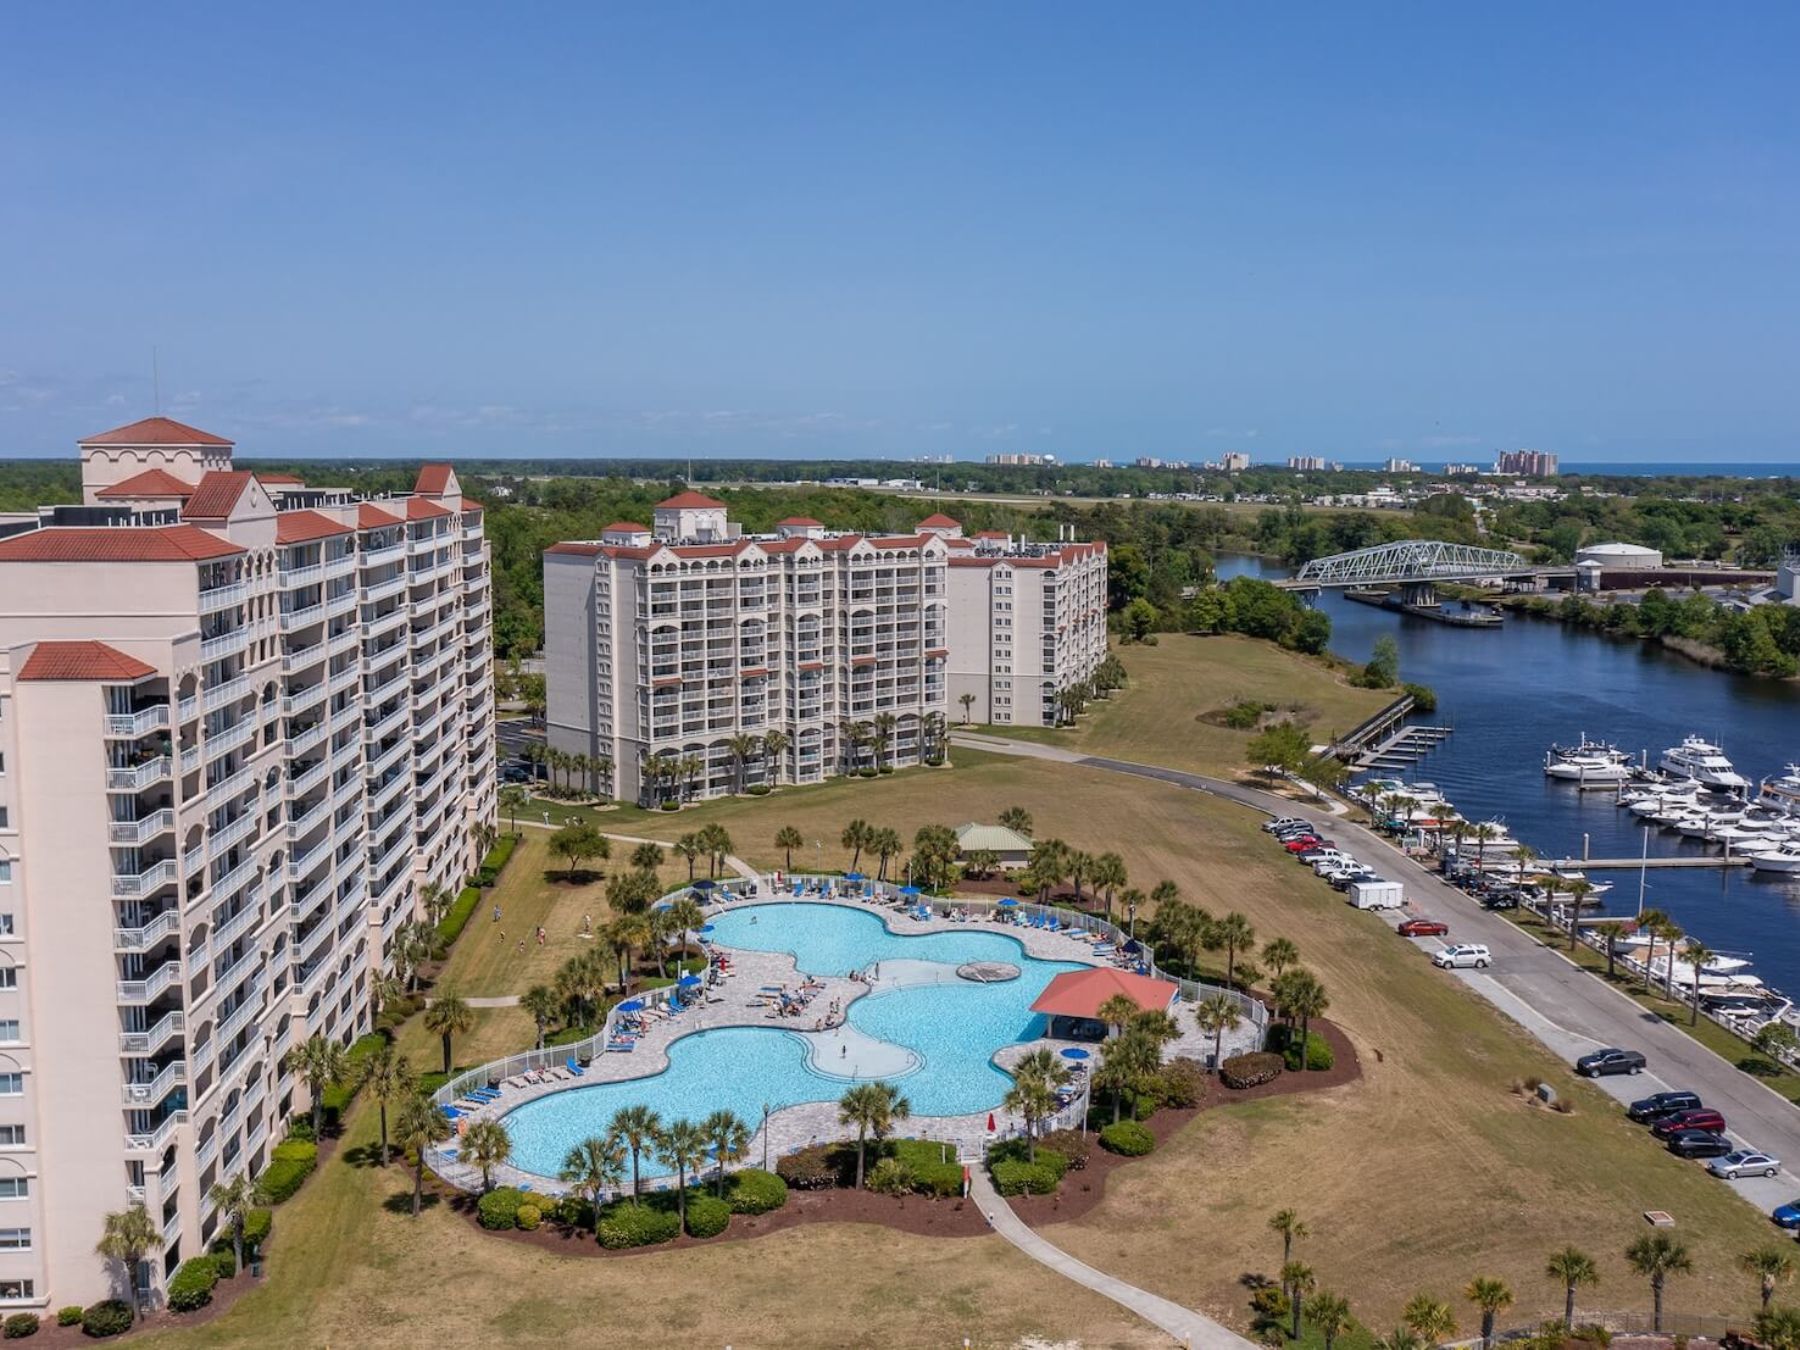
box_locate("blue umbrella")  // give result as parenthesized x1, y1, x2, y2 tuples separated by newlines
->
(996, 897, 1019, 908)
(698, 923, 715, 933)
(617, 999, 643, 1012)
(692, 878, 716, 890)
(844, 872, 864, 882)
(1060, 1047, 1090, 1061)
(678, 974, 702, 986)
(899, 885, 921, 895)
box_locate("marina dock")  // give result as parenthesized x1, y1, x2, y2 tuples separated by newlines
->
(1357, 723, 1454, 770)
(1540, 855, 1753, 871)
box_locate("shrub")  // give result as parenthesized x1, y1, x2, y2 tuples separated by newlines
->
(868, 1157, 917, 1196)
(437, 886, 481, 944)
(80, 1302, 133, 1339)
(775, 1144, 839, 1190)
(56, 1309, 83, 1329)
(167, 1256, 221, 1312)
(242, 1206, 273, 1255)
(477, 1187, 525, 1230)
(1039, 1129, 1092, 1171)
(990, 1158, 1061, 1196)
(726, 1168, 789, 1214)
(210, 1249, 236, 1280)
(1149, 1058, 1208, 1109)
(597, 1202, 681, 1249)
(1269, 1025, 1333, 1072)
(891, 1140, 963, 1198)
(684, 1194, 731, 1238)
(3, 1314, 38, 1339)
(924, 754, 945, 766)
(1099, 1120, 1155, 1156)
(515, 1203, 542, 1231)
(1220, 1051, 1285, 1089)
(660, 801, 680, 812)
(261, 1138, 318, 1203)
(553, 1195, 595, 1230)
(746, 784, 772, 796)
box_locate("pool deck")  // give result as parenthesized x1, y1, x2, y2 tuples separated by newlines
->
(429, 893, 1257, 1197)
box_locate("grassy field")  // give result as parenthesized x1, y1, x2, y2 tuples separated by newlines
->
(146, 750, 1781, 1346)
(980, 633, 1393, 776)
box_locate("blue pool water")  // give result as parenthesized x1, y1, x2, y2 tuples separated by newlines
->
(500, 903, 1083, 1177)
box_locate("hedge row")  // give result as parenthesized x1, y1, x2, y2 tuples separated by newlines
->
(470, 834, 519, 888)
(167, 1255, 223, 1312)
(262, 1138, 318, 1204)
(684, 1195, 730, 1238)
(437, 886, 481, 945)
(1099, 1120, 1155, 1157)
(318, 1032, 390, 1127)
(1220, 1051, 1285, 1089)
(478, 1187, 526, 1230)
(598, 1201, 682, 1249)
(726, 1168, 789, 1214)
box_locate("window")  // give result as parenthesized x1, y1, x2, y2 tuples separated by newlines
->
(0, 1077, 20, 1097)
(0, 1281, 32, 1301)
(0, 1024, 17, 1043)
(0, 1179, 25, 1199)
(0, 971, 14, 990)
(0, 1230, 27, 1251)
(0, 1127, 24, 1147)
(0, 916, 10, 936)
(0, 863, 9, 884)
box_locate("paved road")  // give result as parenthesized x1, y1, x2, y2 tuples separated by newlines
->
(968, 1168, 1252, 1348)
(954, 732, 1800, 1218)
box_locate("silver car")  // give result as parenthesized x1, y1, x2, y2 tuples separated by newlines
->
(1709, 1149, 1780, 1180)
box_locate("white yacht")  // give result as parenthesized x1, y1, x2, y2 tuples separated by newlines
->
(1659, 736, 1749, 791)
(1751, 845, 1800, 875)
(1544, 737, 1635, 783)
(1757, 766, 1800, 819)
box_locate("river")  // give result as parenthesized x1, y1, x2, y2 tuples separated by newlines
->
(1214, 554, 1800, 998)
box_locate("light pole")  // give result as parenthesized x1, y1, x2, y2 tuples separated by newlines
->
(761, 1102, 771, 1171)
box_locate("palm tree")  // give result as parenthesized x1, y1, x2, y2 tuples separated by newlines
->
(1373, 1329, 1426, 1350)
(1306, 1292, 1353, 1350)
(1096, 1026, 1161, 1124)
(1091, 852, 1127, 920)
(702, 1109, 751, 1196)
(520, 984, 561, 1050)
(675, 832, 702, 880)
(667, 895, 706, 965)
(1285, 970, 1330, 1070)
(1465, 1278, 1513, 1350)
(1510, 843, 1538, 886)
(1067, 849, 1094, 904)
(355, 1039, 413, 1165)
(842, 818, 871, 872)
(1282, 1262, 1316, 1340)
(395, 1092, 452, 1217)
(1545, 1246, 1600, 1331)
(1595, 921, 1628, 980)
(560, 1134, 626, 1229)
(462, 1118, 512, 1193)
(424, 989, 475, 1075)
(1213, 911, 1256, 988)
(609, 1105, 662, 1206)
(1564, 878, 1594, 950)
(1402, 1293, 1455, 1347)
(1262, 936, 1300, 979)
(1656, 917, 1686, 999)
(1686, 939, 1715, 1025)
(207, 1172, 269, 1276)
(606, 912, 652, 994)
(657, 1118, 708, 1225)
(762, 729, 790, 784)
(959, 691, 976, 724)
(631, 840, 665, 872)
(998, 805, 1033, 837)
(1196, 993, 1244, 1070)
(775, 825, 803, 870)
(1757, 1308, 1800, 1350)
(1096, 993, 1142, 1040)
(1637, 907, 1671, 992)
(727, 732, 760, 793)
(1005, 1050, 1070, 1160)
(838, 1081, 911, 1188)
(499, 784, 528, 836)
(1269, 1208, 1309, 1266)
(284, 1033, 349, 1139)
(95, 1204, 159, 1318)
(1626, 1232, 1692, 1333)
(1742, 1246, 1798, 1312)
(871, 711, 896, 770)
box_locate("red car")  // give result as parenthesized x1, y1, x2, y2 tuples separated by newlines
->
(1283, 836, 1323, 853)
(1397, 918, 1449, 938)
(1651, 1108, 1727, 1139)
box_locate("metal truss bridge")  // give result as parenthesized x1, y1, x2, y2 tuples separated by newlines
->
(1283, 540, 1534, 602)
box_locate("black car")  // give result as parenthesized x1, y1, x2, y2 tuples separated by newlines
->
(1481, 894, 1520, 911)
(1628, 1090, 1703, 1123)
(1576, 1047, 1647, 1078)
(1667, 1129, 1734, 1159)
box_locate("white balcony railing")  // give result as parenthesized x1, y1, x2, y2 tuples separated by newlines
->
(119, 1009, 185, 1056)
(203, 673, 253, 712)
(122, 1059, 187, 1106)
(104, 704, 172, 739)
(113, 907, 180, 953)
(116, 959, 180, 1003)
(108, 808, 176, 847)
(125, 1109, 188, 1154)
(111, 859, 178, 899)
(200, 627, 250, 663)
(107, 757, 172, 793)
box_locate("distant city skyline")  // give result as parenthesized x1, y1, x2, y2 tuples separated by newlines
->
(4, 3, 1798, 463)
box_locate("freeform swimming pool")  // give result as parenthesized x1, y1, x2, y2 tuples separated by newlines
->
(500, 903, 1084, 1178)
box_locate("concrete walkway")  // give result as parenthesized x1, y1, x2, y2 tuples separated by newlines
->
(969, 1169, 1255, 1350)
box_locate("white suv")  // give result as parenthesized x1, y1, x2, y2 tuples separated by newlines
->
(1432, 944, 1491, 969)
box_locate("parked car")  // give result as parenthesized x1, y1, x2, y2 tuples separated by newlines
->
(1265, 818, 1311, 834)
(1652, 1109, 1728, 1140)
(501, 763, 532, 784)
(1480, 894, 1521, 911)
(1398, 918, 1450, 938)
(1284, 838, 1325, 854)
(1667, 1130, 1735, 1160)
(1330, 872, 1379, 891)
(1628, 1091, 1703, 1123)
(1576, 1048, 1647, 1078)
(1770, 1199, 1800, 1229)
(1710, 1150, 1781, 1180)
(1432, 944, 1491, 969)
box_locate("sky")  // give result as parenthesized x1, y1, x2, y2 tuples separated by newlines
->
(2, 4, 1798, 464)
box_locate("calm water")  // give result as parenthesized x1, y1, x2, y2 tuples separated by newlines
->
(1215, 555, 1800, 993)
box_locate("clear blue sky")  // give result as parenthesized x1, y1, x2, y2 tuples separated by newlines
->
(3, 3, 1797, 463)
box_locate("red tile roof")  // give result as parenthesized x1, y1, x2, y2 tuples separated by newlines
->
(17, 640, 157, 682)
(275, 510, 354, 544)
(257, 472, 305, 486)
(0, 524, 243, 562)
(776, 516, 823, 527)
(600, 522, 650, 534)
(917, 513, 961, 529)
(405, 498, 452, 520)
(94, 468, 198, 499)
(357, 504, 404, 529)
(80, 416, 233, 447)
(181, 470, 257, 520)
(1029, 968, 1179, 1020)
(414, 465, 455, 495)
(545, 542, 604, 557)
(670, 541, 752, 559)
(656, 491, 727, 510)
(974, 530, 1009, 539)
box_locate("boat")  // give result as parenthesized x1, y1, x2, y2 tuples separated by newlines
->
(1750, 846, 1800, 874)
(1544, 737, 1635, 783)
(1757, 766, 1800, 819)
(1658, 735, 1749, 791)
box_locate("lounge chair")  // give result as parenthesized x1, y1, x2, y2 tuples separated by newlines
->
(565, 1058, 586, 1076)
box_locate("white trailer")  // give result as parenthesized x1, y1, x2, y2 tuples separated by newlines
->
(1350, 879, 1404, 910)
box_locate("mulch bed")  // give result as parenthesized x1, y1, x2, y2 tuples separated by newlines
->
(445, 1017, 1361, 1256)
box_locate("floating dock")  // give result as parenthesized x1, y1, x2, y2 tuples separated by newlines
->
(1345, 587, 1504, 627)
(1539, 855, 1754, 871)
(1357, 723, 1454, 770)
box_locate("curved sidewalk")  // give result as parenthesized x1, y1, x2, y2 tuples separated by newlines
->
(969, 1169, 1254, 1349)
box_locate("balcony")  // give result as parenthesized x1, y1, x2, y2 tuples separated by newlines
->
(286, 795, 330, 839)
(293, 917, 334, 968)
(280, 643, 325, 675)
(204, 717, 257, 762)
(362, 538, 406, 568)
(200, 627, 250, 664)
(326, 589, 359, 619)
(208, 856, 257, 906)
(204, 766, 253, 807)
(288, 835, 333, 881)
(117, 959, 181, 1003)
(105, 704, 171, 739)
(109, 808, 176, 848)
(114, 907, 180, 952)
(287, 720, 327, 759)
(279, 561, 324, 589)
(122, 1059, 187, 1106)
(216, 978, 267, 1045)
(288, 758, 330, 799)
(212, 895, 264, 951)
(295, 956, 332, 1002)
(364, 703, 409, 743)
(199, 578, 249, 613)
(282, 683, 328, 718)
(213, 944, 261, 996)
(119, 1009, 185, 1056)
(325, 552, 358, 580)
(203, 673, 253, 713)
(125, 1109, 188, 1154)
(112, 859, 178, 898)
(280, 602, 325, 631)
(328, 626, 361, 659)
(107, 757, 172, 792)
(360, 574, 408, 606)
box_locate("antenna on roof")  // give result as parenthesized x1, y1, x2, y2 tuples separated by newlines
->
(152, 346, 161, 415)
